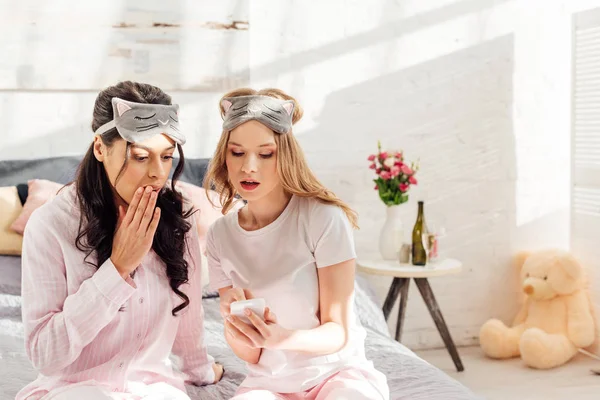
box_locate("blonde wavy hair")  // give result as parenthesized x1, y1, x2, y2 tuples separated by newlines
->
(203, 87, 358, 229)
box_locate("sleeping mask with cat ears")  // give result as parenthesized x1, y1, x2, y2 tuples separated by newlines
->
(94, 97, 185, 145)
(221, 95, 295, 134)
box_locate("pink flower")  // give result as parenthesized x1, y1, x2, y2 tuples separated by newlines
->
(374, 184, 379, 190)
(376, 168, 382, 174)
(380, 151, 388, 159)
(395, 161, 404, 167)
(395, 151, 402, 159)
(368, 154, 376, 161)
(409, 176, 418, 184)
(390, 165, 401, 177)
(369, 163, 376, 169)
(401, 164, 413, 175)
(399, 183, 409, 192)
(380, 171, 391, 180)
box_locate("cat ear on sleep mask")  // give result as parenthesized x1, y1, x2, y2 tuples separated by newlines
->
(94, 97, 185, 145)
(221, 95, 295, 134)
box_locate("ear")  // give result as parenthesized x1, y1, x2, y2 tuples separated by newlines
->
(116, 101, 132, 116)
(111, 97, 132, 117)
(282, 101, 294, 116)
(221, 99, 233, 113)
(512, 251, 530, 272)
(92, 135, 105, 162)
(560, 253, 583, 281)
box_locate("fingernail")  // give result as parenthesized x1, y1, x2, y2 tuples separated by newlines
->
(145, 186, 152, 193)
(137, 187, 143, 194)
(245, 309, 251, 316)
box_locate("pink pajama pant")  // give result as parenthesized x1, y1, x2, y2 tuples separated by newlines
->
(231, 367, 389, 400)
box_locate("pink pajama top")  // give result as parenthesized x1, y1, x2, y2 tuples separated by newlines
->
(16, 185, 215, 400)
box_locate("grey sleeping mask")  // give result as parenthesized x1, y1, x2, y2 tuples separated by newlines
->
(94, 97, 185, 145)
(221, 95, 294, 134)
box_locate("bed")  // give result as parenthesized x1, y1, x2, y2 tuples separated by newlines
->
(0, 157, 479, 400)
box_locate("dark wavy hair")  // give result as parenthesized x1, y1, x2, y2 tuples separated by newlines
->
(75, 81, 193, 315)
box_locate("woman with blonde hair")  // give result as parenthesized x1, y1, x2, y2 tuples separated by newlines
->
(204, 88, 389, 399)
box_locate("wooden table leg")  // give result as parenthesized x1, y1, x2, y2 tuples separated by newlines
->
(395, 278, 410, 342)
(382, 277, 403, 321)
(414, 278, 464, 372)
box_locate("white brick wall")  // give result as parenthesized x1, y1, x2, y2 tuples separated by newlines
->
(2, 0, 600, 350)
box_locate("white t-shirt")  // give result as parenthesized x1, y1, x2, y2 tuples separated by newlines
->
(206, 195, 371, 393)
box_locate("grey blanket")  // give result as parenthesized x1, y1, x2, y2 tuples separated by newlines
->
(0, 255, 478, 399)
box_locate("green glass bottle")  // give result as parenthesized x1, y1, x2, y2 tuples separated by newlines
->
(411, 201, 428, 266)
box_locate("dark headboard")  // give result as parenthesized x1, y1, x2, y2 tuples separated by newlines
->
(0, 156, 211, 188)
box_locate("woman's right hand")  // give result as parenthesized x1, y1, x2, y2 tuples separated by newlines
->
(111, 186, 161, 279)
(219, 287, 254, 318)
(219, 286, 262, 363)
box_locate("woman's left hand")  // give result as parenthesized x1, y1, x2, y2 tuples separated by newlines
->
(226, 308, 292, 350)
(212, 362, 224, 383)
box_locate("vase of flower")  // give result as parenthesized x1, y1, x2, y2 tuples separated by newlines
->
(368, 141, 419, 261)
(379, 205, 405, 260)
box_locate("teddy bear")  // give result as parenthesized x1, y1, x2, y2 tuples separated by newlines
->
(479, 249, 597, 369)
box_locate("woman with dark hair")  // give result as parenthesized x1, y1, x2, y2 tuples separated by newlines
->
(16, 81, 223, 400)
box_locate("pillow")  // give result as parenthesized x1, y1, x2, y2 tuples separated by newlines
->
(177, 181, 222, 290)
(176, 180, 242, 294)
(10, 179, 63, 235)
(177, 181, 226, 233)
(0, 186, 24, 255)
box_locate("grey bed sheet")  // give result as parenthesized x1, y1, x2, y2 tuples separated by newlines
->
(0, 255, 479, 400)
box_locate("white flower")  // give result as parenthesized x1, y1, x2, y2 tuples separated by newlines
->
(384, 157, 395, 168)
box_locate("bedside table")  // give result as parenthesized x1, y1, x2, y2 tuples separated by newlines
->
(357, 258, 464, 372)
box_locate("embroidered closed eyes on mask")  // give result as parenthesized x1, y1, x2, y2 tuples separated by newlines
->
(94, 97, 185, 145)
(221, 95, 295, 134)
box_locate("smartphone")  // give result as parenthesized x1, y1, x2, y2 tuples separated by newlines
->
(230, 298, 266, 324)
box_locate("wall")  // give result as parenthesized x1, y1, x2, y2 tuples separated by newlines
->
(2, 0, 599, 350)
